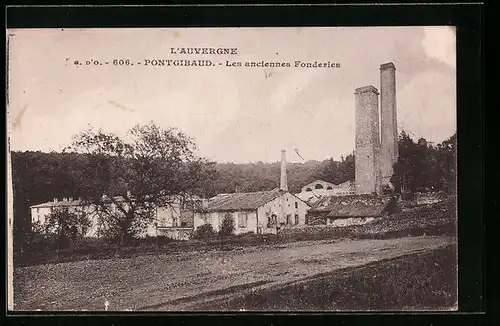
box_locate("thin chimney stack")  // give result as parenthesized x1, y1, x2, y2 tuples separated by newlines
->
(280, 150, 288, 191)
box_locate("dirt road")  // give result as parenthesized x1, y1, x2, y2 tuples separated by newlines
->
(14, 235, 455, 311)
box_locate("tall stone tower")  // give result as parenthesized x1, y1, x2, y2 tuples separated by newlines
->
(355, 86, 382, 195)
(379, 62, 398, 188)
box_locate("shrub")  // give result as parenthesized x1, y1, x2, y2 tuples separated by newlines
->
(44, 207, 92, 249)
(382, 184, 395, 195)
(193, 224, 216, 240)
(218, 213, 235, 238)
(25, 221, 57, 253)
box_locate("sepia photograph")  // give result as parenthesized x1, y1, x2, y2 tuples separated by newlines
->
(7, 26, 457, 312)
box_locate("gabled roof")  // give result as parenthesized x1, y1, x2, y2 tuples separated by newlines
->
(201, 189, 286, 212)
(309, 194, 398, 218)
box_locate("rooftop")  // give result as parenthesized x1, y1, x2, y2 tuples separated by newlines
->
(380, 62, 396, 70)
(30, 198, 86, 208)
(309, 194, 399, 218)
(354, 85, 379, 95)
(30, 193, 202, 208)
(201, 188, 285, 212)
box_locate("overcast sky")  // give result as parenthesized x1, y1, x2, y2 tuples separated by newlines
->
(7, 27, 456, 163)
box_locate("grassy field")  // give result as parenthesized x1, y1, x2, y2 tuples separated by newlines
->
(199, 245, 458, 311)
(13, 235, 455, 311)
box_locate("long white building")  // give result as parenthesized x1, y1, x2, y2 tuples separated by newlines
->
(30, 194, 204, 239)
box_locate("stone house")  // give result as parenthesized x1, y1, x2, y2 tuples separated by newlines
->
(193, 188, 310, 235)
(306, 194, 400, 227)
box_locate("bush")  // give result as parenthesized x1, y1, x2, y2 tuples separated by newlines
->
(25, 221, 57, 252)
(218, 213, 235, 238)
(44, 207, 92, 249)
(382, 184, 395, 195)
(193, 224, 216, 240)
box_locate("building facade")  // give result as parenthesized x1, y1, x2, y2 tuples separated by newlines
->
(193, 189, 310, 235)
(30, 195, 203, 239)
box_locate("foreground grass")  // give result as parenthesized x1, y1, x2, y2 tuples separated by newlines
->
(15, 198, 456, 268)
(199, 244, 458, 311)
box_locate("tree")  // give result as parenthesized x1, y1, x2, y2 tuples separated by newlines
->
(313, 158, 340, 184)
(44, 206, 91, 249)
(391, 131, 457, 194)
(391, 131, 419, 193)
(66, 122, 214, 245)
(11, 150, 87, 254)
(435, 132, 457, 193)
(218, 213, 235, 238)
(313, 154, 355, 185)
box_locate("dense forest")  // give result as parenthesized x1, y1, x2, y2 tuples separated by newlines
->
(10, 129, 456, 251)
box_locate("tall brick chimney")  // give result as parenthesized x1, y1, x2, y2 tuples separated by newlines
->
(280, 150, 288, 191)
(379, 62, 398, 189)
(354, 85, 382, 195)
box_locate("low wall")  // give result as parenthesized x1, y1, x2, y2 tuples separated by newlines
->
(156, 227, 193, 241)
(277, 224, 362, 241)
(306, 213, 327, 225)
(328, 217, 375, 227)
(401, 192, 451, 210)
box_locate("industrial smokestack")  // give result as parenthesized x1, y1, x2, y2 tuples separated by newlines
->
(354, 85, 382, 195)
(380, 62, 398, 188)
(280, 150, 288, 191)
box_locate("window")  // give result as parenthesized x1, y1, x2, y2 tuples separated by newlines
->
(315, 184, 324, 189)
(238, 213, 248, 229)
(306, 188, 312, 192)
(295, 214, 299, 225)
(267, 214, 277, 228)
(327, 186, 333, 190)
(172, 216, 178, 227)
(286, 214, 292, 225)
(182, 201, 194, 210)
(294, 202, 298, 209)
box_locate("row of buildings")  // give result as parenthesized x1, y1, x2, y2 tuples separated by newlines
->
(30, 183, 398, 240)
(30, 151, 398, 240)
(30, 61, 401, 240)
